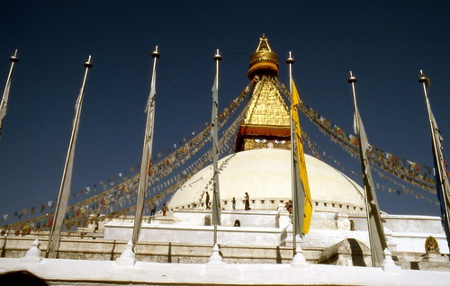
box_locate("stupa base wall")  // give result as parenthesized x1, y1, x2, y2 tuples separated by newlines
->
(104, 223, 283, 246)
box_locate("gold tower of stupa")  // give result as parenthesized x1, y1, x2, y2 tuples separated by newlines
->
(235, 35, 291, 151)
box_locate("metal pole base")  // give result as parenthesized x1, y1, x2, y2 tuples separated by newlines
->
(116, 240, 136, 267)
(291, 236, 308, 268)
(381, 248, 400, 272)
(207, 244, 224, 267)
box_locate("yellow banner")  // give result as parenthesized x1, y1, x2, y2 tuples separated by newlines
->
(292, 80, 313, 234)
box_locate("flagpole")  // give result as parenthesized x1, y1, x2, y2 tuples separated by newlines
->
(348, 72, 359, 116)
(287, 51, 296, 252)
(207, 49, 223, 266)
(348, 71, 387, 267)
(287, 52, 309, 268)
(348, 71, 374, 264)
(132, 46, 160, 251)
(0, 49, 19, 141)
(419, 70, 450, 250)
(46, 55, 93, 258)
(212, 49, 222, 245)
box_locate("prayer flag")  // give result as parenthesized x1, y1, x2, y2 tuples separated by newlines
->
(408, 160, 416, 171)
(0, 50, 18, 139)
(132, 49, 158, 249)
(354, 105, 387, 267)
(350, 72, 387, 267)
(422, 79, 450, 250)
(47, 56, 92, 257)
(291, 80, 313, 235)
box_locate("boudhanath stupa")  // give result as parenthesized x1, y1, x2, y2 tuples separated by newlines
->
(0, 35, 449, 285)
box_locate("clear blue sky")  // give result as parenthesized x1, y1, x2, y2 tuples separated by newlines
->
(0, 0, 449, 223)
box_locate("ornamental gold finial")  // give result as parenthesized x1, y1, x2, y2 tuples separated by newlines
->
(286, 51, 294, 64)
(84, 55, 93, 68)
(152, 46, 160, 58)
(348, 71, 356, 83)
(214, 49, 222, 61)
(418, 70, 430, 88)
(247, 35, 279, 79)
(10, 49, 19, 63)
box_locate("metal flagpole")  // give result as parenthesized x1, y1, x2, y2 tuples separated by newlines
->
(419, 70, 450, 250)
(287, 52, 309, 268)
(46, 55, 93, 258)
(132, 46, 160, 251)
(0, 49, 19, 141)
(348, 71, 387, 267)
(212, 49, 222, 244)
(349, 71, 374, 263)
(287, 52, 296, 252)
(207, 49, 223, 266)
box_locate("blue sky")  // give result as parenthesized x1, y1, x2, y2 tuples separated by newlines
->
(0, 0, 449, 223)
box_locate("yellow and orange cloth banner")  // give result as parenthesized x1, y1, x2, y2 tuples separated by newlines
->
(291, 80, 312, 235)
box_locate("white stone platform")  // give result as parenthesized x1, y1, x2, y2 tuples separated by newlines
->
(1, 256, 449, 285)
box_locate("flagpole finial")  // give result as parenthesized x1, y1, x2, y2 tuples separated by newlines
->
(418, 70, 426, 82)
(84, 55, 93, 68)
(10, 49, 19, 63)
(152, 46, 160, 58)
(418, 70, 427, 82)
(418, 70, 430, 88)
(214, 49, 222, 61)
(286, 51, 294, 64)
(348, 71, 357, 83)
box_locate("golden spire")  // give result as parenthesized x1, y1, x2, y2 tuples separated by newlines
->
(247, 34, 279, 79)
(236, 35, 290, 152)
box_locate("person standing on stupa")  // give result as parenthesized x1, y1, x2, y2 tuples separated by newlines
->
(244, 192, 250, 210)
(205, 192, 210, 209)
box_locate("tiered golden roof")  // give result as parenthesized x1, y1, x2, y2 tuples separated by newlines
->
(242, 76, 290, 127)
(236, 35, 291, 152)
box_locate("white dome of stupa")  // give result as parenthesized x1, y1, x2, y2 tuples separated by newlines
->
(168, 148, 366, 214)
